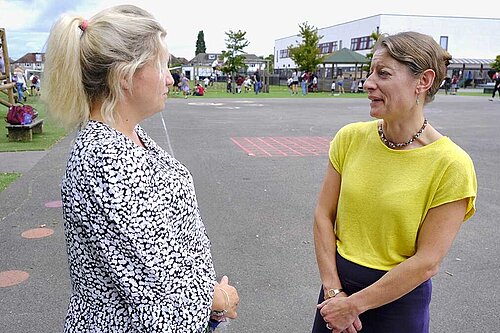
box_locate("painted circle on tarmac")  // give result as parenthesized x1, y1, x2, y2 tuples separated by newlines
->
(21, 227, 54, 239)
(45, 200, 62, 208)
(0, 270, 29, 288)
(187, 102, 224, 106)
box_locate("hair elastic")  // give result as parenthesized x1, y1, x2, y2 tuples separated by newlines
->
(79, 20, 88, 32)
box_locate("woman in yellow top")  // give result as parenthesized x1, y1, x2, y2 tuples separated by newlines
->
(312, 31, 477, 333)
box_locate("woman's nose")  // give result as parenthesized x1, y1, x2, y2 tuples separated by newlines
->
(164, 68, 174, 86)
(363, 75, 374, 91)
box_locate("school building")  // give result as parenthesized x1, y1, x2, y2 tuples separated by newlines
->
(274, 14, 500, 86)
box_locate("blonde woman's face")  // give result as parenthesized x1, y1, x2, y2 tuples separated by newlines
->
(129, 59, 173, 119)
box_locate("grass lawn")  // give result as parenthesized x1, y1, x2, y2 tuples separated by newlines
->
(0, 83, 489, 193)
(171, 81, 489, 98)
(0, 84, 489, 153)
(0, 95, 67, 192)
(0, 172, 21, 192)
(0, 96, 67, 152)
(172, 82, 369, 99)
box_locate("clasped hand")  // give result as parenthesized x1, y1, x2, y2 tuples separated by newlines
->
(317, 295, 362, 333)
(214, 275, 240, 319)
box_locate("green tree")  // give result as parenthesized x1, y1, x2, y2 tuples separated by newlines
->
(220, 30, 249, 93)
(195, 30, 206, 55)
(265, 54, 274, 73)
(491, 55, 500, 72)
(363, 30, 382, 73)
(288, 22, 325, 73)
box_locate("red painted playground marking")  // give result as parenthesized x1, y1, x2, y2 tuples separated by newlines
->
(231, 136, 331, 157)
(45, 200, 62, 208)
(0, 270, 29, 288)
(21, 227, 54, 239)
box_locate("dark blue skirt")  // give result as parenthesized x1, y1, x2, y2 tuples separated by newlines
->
(312, 253, 432, 333)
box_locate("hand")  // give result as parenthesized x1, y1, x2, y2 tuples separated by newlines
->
(318, 295, 362, 333)
(214, 275, 240, 319)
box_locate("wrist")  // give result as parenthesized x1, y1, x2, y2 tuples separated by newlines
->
(212, 288, 224, 312)
(347, 291, 368, 315)
(212, 287, 229, 313)
(324, 287, 344, 300)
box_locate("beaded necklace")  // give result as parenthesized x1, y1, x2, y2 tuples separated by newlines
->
(378, 119, 427, 149)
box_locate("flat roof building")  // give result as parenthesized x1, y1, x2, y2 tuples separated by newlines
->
(274, 14, 500, 82)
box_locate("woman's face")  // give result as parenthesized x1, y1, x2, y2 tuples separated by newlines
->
(363, 48, 419, 120)
(129, 57, 173, 120)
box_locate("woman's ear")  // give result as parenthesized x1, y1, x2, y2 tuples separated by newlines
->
(121, 78, 130, 91)
(416, 69, 435, 94)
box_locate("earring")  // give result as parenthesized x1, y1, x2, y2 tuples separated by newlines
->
(416, 94, 420, 105)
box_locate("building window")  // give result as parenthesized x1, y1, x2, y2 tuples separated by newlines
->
(317, 41, 340, 54)
(350, 36, 373, 51)
(208, 54, 216, 60)
(319, 43, 329, 54)
(279, 49, 289, 58)
(440, 36, 448, 50)
(331, 41, 338, 52)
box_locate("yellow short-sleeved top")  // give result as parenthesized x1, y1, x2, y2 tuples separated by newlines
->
(330, 120, 477, 271)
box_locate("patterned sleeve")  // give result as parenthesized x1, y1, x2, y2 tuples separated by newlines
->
(85, 144, 213, 332)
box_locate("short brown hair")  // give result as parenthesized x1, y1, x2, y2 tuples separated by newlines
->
(374, 31, 452, 104)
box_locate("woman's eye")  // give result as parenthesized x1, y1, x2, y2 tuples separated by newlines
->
(379, 70, 390, 77)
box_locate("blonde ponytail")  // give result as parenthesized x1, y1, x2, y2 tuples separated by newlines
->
(42, 15, 89, 130)
(42, 5, 167, 130)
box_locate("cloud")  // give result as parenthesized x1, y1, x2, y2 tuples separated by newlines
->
(2, 0, 77, 31)
(0, 1, 98, 59)
(3, 0, 500, 61)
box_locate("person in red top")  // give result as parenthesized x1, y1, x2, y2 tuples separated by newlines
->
(193, 83, 205, 96)
(489, 71, 500, 101)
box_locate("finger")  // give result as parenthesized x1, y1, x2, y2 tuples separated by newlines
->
(233, 292, 240, 305)
(226, 311, 237, 319)
(353, 317, 362, 331)
(317, 299, 328, 309)
(220, 275, 229, 285)
(345, 325, 357, 333)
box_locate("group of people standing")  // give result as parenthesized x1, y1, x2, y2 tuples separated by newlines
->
(170, 71, 263, 98)
(9, 67, 40, 102)
(228, 71, 262, 94)
(171, 71, 191, 98)
(40, 3, 477, 333)
(287, 70, 319, 95)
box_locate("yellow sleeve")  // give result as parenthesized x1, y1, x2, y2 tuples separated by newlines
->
(430, 153, 477, 221)
(329, 124, 354, 174)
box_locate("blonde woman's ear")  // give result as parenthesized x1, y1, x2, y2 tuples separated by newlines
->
(120, 78, 130, 90)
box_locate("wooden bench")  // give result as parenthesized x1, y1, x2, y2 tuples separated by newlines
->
(484, 87, 495, 94)
(6, 118, 44, 142)
(477, 83, 495, 94)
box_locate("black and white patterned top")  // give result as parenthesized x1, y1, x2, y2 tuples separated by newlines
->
(61, 120, 216, 332)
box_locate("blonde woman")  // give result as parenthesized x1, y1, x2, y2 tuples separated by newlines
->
(42, 5, 239, 332)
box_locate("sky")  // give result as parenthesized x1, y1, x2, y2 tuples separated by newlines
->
(2, 0, 500, 61)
